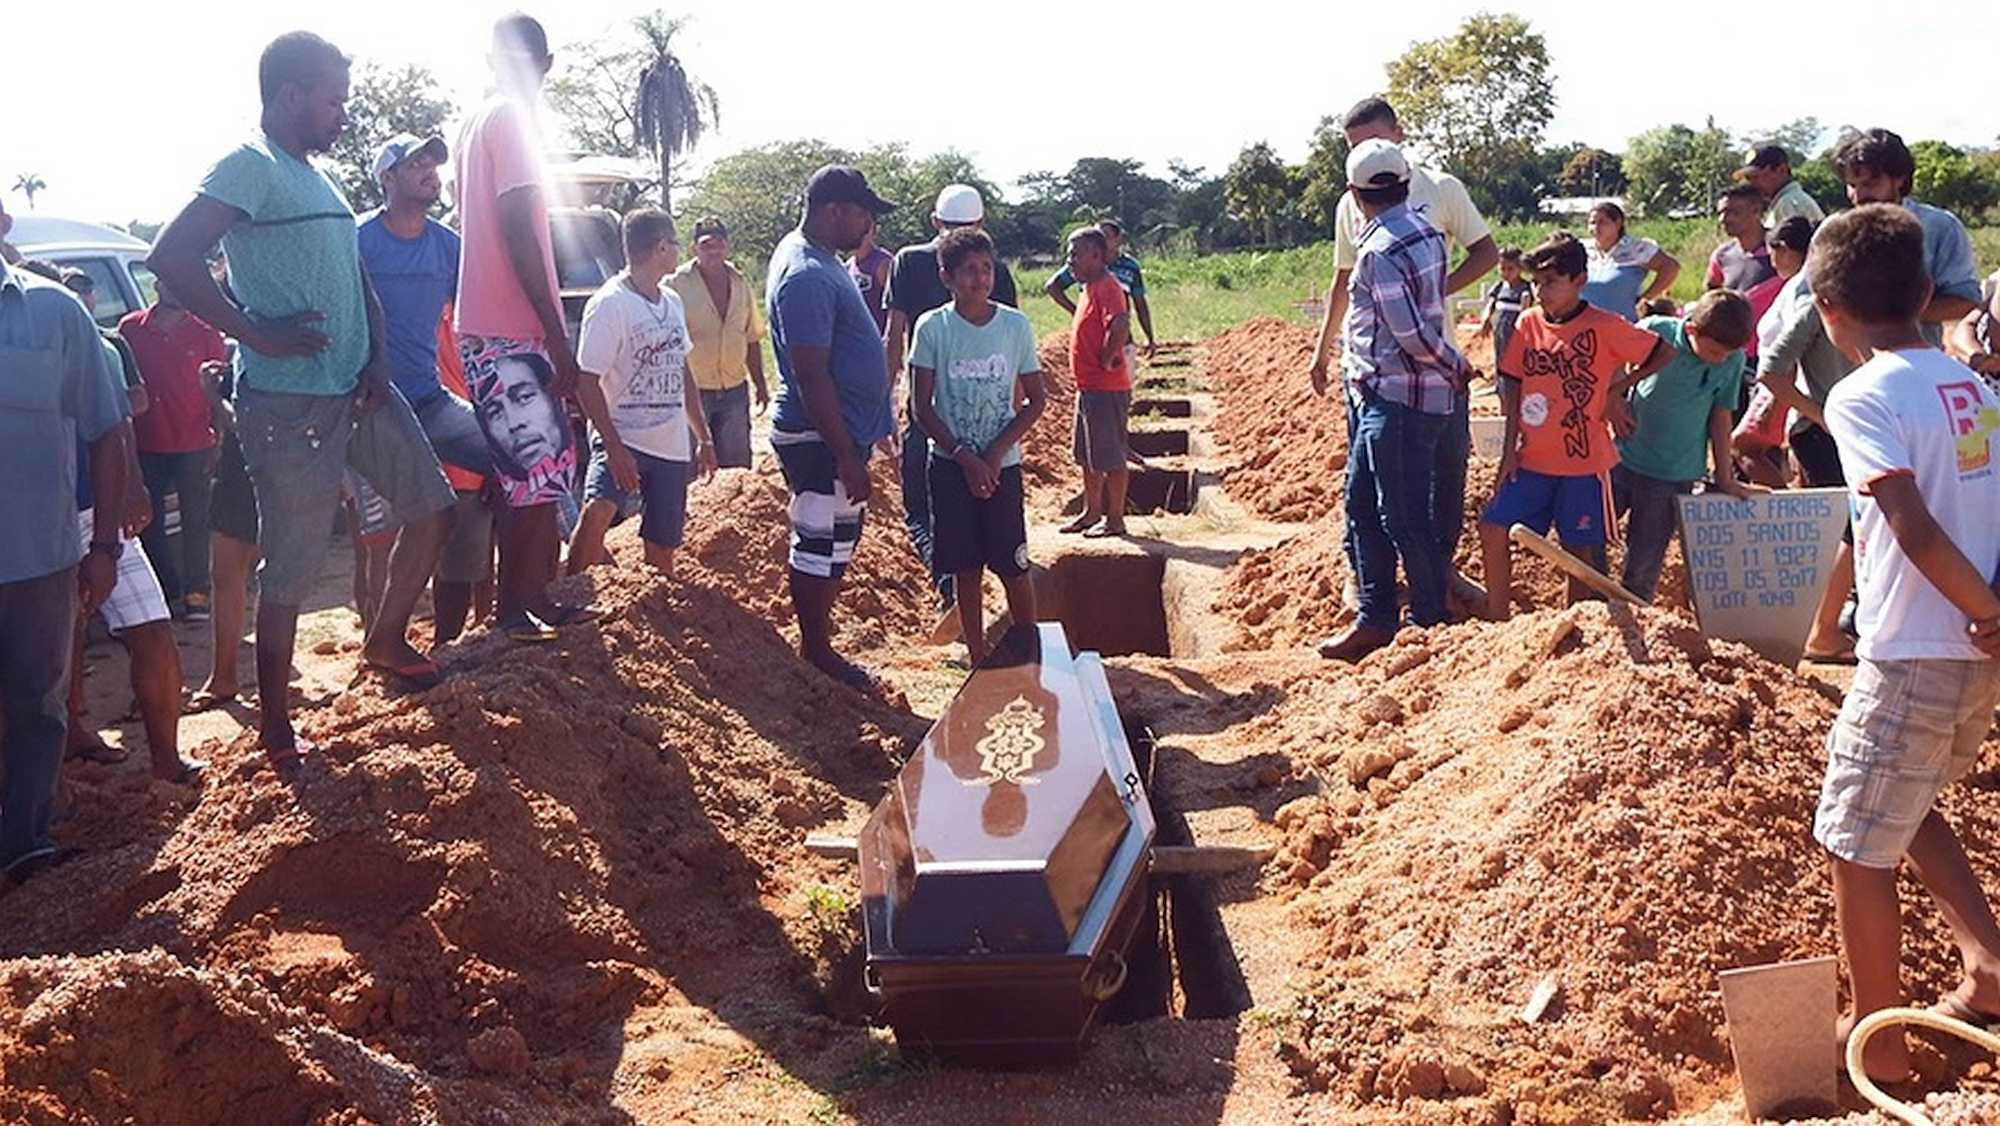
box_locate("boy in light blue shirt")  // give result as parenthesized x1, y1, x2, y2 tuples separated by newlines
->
(910, 227, 1047, 665)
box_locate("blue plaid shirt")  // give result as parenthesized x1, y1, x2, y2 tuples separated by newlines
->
(1341, 202, 1469, 415)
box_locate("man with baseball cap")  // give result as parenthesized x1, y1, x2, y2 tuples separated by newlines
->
(882, 184, 1019, 619)
(1320, 139, 1472, 662)
(1740, 143, 1826, 228)
(767, 165, 900, 695)
(357, 132, 496, 645)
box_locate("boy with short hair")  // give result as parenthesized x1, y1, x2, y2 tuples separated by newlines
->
(1806, 204, 2000, 1084)
(909, 228, 1048, 665)
(1058, 227, 1134, 538)
(1613, 289, 1759, 602)
(1480, 232, 1672, 620)
(1477, 247, 1531, 376)
(566, 208, 718, 575)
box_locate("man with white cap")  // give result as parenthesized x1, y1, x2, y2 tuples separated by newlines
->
(882, 184, 1018, 615)
(1319, 138, 1472, 663)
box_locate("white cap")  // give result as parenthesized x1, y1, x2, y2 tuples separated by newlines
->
(933, 184, 985, 224)
(1345, 139, 1411, 189)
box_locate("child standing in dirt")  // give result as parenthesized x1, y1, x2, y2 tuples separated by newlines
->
(909, 228, 1048, 666)
(1477, 247, 1532, 376)
(565, 209, 719, 576)
(1058, 227, 1134, 538)
(1611, 289, 1760, 602)
(1479, 233, 1671, 620)
(1804, 204, 2000, 1085)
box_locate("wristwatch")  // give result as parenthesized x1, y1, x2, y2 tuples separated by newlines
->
(89, 539, 124, 562)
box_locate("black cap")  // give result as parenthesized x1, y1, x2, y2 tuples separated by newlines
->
(1740, 144, 1790, 173)
(805, 165, 897, 215)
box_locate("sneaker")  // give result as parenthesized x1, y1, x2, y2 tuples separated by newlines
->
(183, 593, 212, 623)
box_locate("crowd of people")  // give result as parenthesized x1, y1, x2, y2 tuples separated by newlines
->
(1308, 95, 2000, 1083)
(0, 14, 1158, 884)
(6, 22, 2000, 1086)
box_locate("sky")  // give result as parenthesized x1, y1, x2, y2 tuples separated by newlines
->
(6, 0, 1999, 227)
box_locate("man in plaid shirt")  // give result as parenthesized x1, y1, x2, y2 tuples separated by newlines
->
(1320, 139, 1473, 662)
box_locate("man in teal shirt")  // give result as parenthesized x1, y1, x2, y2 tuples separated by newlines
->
(150, 30, 456, 769)
(1613, 292, 1758, 601)
(0, 213, 131, 878)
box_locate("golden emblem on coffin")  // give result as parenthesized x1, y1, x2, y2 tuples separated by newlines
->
(973, 695, 1046, 786)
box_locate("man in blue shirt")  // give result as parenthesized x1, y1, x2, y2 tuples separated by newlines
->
(1832, 128, 1983, 344)
(0, 204, 131, 879)
(766, 165, 897, 694)
(149, 31, 458, 770)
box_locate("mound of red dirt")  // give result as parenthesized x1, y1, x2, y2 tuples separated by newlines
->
(679, 459, 936, 649)
(0, 563, 928, 1122)
(1205, 318, 1343, 523)
(1256, 604, 2000, 1119)
(1220, 452, 1692, 650)
(1020, 331, 1080, 516)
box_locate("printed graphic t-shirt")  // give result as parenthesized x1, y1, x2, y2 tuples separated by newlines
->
(1825, 347, 2000, 661)
(1499, 303, 1662, 476)
(911, 303, 1041, 468)
(1070, 274, 1131, 392)
(576, 274, 693, 462)
(1580, 235, 1662, 322)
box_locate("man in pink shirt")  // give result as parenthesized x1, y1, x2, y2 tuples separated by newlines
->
(455, 12, 586, 641)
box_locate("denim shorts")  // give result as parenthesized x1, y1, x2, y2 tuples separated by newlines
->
(583, 440, 691, 550)
(236, 385, 454, 605)
(413, 390, 496, 479)
(699, 383, 754, 470)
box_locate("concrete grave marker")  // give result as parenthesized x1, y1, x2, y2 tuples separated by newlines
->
(1718, 956, 1839, 1120)
(1674, 488, 1848, 667)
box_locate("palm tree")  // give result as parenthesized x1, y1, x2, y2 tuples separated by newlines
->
(631, 13, 717, 211)
(12, 173, 46, 210)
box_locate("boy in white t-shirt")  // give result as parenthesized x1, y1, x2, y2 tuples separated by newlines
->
(566, 210, 718, 575)
(1809, 204, 2000, 1084)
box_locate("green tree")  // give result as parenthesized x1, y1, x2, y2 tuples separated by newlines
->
(1385, 12, 1556, 218)
(1911, 140, 2000, 219)
(1557, 147, 1626, 197)
(680, 139, 845, 276)
(1223, 143, 1294, 247)
(631, 13, 718, 211)
(326, 64, 455, 209)
(1295, 117, 1349, 237)
(1744, 117, 1825, 165)
(11, 173, 45, 210)
(1624, 119, 1735, 215)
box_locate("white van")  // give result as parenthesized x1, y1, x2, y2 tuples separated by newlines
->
(8, 215, 158, 329)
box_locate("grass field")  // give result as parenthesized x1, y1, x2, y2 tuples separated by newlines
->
(1016, 218, 2000, 343)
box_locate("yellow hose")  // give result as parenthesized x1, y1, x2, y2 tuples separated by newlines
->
(1845, 1006, 2000, 1126)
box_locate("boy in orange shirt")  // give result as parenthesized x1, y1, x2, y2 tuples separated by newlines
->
(1057, 227, 1134, 538)
(1481, 233, 1671, 619)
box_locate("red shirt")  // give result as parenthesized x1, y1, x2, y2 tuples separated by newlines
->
(120, 307, 227, 453)
(1070, 273, 1130, 392)
(1498, 303, 1660, 475)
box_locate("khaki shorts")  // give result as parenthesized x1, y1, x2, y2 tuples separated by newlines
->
(1814, 657, 2000, 868)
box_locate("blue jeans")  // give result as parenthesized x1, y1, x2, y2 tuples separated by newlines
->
(1, 566, 77, 865)
(1347, 396, 1452, 632)
(899, 412, 951, 605)
(1431, 392, 1471, 562)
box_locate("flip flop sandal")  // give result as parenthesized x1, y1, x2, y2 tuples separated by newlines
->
(1931, 993, 2000, 1030)
(65, 741, 129, 766)
(1082, 523, 1129, 539)
(264, 737, 318, 778)
(499, 615, 559, 644)
(1802, 648, 1859, 666)
(158, 759, 210, 786)
(364, 658, 444, 691)
(183, 689, 238, 714)
(547, 605, 604, 628)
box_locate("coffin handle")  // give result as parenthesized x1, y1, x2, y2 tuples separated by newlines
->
(863, 963, 883, 999)
(1081, 950, 1128, 1001)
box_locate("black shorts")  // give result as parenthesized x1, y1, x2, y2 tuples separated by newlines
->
(927, 459, 1029, 579)
(210, 430, 259, 546)
(1792, 423, 1854, 546)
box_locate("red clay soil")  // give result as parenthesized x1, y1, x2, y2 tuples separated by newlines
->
(1205, 318, 1343, 523)
(0, 559, 930, 1123)
(1219, 452, 1690, 651)
(1253, 605, 2000, 1121)
(1020, 331, 1081, 516)
(679, 459, 935, 651)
